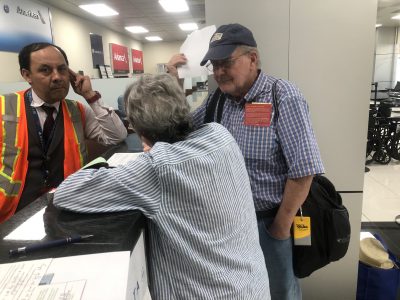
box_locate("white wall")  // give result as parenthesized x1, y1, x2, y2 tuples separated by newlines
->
(49, 6, 142, 79)
(206, 0, 377, 299)
(373, 27, 400, 89)
(0, 51, 21, 83)
(0, 1, 182, 83)
(0, 2, 184, 107)
(289, 4, 376, 298)
(204, 1, 290, 80)
(0, 2, 150, 82)
(289, 0, 376, 191)
(143, 42, 182, 74)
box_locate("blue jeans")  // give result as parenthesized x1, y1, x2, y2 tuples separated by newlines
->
(258, 216, 301, 300)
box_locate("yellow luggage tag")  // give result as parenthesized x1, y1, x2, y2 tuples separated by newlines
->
(293, 207, 311, 246)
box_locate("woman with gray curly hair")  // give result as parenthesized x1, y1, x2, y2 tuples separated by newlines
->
(54, 73, 270, 299)
(124, 73, 193, 147)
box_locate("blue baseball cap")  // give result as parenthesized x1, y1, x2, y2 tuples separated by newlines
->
(200, 23, 257, 66)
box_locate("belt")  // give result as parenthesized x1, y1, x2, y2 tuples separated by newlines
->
(256, 207, 279, 219)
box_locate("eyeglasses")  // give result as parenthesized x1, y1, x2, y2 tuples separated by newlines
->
(205, 52, 249, 72)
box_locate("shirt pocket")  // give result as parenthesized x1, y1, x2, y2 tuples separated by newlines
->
(236, 125, 278, 162)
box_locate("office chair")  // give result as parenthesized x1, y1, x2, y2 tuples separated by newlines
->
(393, 81, 400, 91)
(388, 81, 400, 99)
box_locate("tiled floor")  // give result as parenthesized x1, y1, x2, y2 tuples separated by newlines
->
(361, 159, 400, 257)
(362, 160, 400, 222)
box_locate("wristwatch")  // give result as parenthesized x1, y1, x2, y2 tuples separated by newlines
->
(87, 91, 101, 104)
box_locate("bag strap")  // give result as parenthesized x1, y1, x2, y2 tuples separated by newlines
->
(204, 88, 226, 123)
(205, 80, 280, 124)
(271, 80, 280, 121)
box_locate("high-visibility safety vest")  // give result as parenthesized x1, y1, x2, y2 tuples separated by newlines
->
(0, 90, 87, 223)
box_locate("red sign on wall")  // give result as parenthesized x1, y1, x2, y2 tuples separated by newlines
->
(131, 49, 144, 74)
(110, 43, 129, 74)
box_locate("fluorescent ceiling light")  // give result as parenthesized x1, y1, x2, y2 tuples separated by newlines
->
(375, 24, 382, 28)
(391, 15, 400, 20)
(79, 4, 118, 17)
(145, 36, 163, 41)
(125, 26, 149, 34)
(159, 0, 188, 12)
(179, 23, 198, 31)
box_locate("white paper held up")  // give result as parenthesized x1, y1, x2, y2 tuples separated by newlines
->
(178, 25, 216, 78)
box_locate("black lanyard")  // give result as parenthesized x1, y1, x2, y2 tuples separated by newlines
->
(26, 90, 58, 153)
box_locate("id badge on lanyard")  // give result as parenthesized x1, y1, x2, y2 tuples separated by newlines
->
(244, 103, 272, 126)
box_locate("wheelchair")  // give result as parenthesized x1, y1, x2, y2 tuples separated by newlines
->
(366, 100, 400, 164)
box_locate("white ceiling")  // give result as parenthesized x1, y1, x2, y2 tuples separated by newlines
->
(36, 0, 400, 44)
(37, 0, 206, 43)
(377, 0, 400, 27)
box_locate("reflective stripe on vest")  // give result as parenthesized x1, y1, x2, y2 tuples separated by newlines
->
(62, 99, 88, 178)
(0, 91, 29, 222)
(0, 93, 22, 196)
(0, 92, 87, 223)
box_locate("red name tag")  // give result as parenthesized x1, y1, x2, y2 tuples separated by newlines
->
(244, 103, 272, 126)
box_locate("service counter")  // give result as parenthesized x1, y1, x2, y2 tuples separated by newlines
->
(0, 134, 149, 299)
(0, 194, 145, 263)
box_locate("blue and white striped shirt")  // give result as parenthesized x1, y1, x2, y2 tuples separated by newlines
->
(193, 72, 325, 211)
(54, 123, 270, 300)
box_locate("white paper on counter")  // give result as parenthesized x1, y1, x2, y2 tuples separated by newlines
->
(4, 207, 46, 241)
(0, 251, 130, 300)
(107, 152, 143, 167)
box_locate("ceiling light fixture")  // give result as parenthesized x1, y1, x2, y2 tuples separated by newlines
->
(79, 4, 118, 17)
(179, 23, 198, 31)
(145, 36, 163, 41)
(159, 0, 189, 13)
(391, 15, 400, 20)
(125, 26, 149, 34)
(375, 24, 382, 28)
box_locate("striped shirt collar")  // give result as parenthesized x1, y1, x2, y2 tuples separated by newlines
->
(30, 89, 60, 112)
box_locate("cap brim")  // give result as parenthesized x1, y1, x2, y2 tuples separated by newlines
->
(200, 44, 237, 66)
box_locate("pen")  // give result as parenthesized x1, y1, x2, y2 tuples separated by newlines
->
(9, 234, 94, 256)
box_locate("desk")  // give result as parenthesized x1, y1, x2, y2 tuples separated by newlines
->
(381, 98, 400, 107)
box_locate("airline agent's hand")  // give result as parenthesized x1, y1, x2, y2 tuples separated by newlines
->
(69, 69, 97, 101)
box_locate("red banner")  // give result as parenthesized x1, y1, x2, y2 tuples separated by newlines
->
(110, 43, 129, 74)
(131, 49, 144, 74)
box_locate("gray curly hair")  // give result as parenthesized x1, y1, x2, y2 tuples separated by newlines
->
(124, 73, 193, 144)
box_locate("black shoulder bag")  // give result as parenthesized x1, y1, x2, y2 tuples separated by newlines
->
(272, 81, 351, 278)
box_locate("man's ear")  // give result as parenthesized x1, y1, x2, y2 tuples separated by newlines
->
(249, 51, 258, 66)
(21, 69, 32, 84)
(140, 136, 153, 152)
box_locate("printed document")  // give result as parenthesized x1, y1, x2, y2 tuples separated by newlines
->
(0, 251, 130, 300)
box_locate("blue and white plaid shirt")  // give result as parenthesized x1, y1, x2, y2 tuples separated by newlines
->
(193, 71, 325, 211)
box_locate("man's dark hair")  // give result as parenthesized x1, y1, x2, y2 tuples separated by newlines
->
(18, 42, 69, 72)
